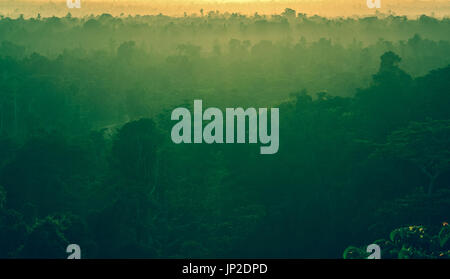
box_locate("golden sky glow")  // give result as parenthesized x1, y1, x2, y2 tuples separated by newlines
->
(1, 0, 450, 18)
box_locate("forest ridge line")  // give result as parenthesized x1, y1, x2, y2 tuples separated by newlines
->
(2, 0, 450, 18)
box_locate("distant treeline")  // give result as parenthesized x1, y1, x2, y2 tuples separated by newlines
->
(0, 14, 449, 128)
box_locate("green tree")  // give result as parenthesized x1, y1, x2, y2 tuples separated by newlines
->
(377, 120, 450, 195)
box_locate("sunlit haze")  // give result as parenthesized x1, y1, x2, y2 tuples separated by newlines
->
(1, 0, 449, 18)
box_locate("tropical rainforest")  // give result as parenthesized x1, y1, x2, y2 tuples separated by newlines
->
(0, 10, 449, 258)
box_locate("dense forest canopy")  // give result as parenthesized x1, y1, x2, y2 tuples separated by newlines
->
(0, 11, 449, 258)
(1, 12, 449, 119)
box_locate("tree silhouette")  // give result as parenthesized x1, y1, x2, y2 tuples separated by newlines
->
(377, 120, 450, 195)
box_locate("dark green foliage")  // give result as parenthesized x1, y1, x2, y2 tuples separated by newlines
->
(0, 208, 28, 258)
(0, 13, 449, 258)
(344, 223, 450, 259)
(375, 120, 450, 195)
(16, 216, 69, 259)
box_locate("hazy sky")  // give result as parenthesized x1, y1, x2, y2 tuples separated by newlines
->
(1, 0, 450, 18)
